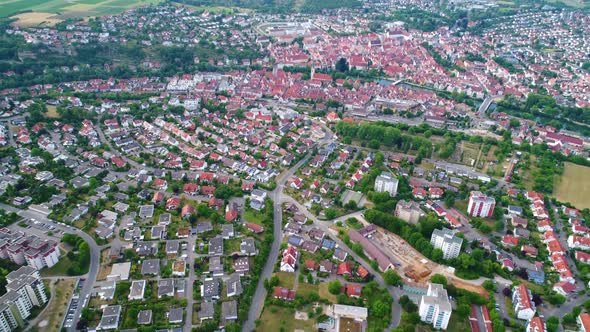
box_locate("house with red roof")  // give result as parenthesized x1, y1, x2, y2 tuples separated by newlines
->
(578, 313, 590, 332)
(246, 222, 264, 234)
(502, 258, 514, 271)
(502, 235, 519, 247)
(280, 246, 298, 273)
(183, 183, 199, 196)
(166, 197, 181, 210)
(152, 191, 165, 204)
(512, 284, 536, 320)
(526, 317, 545, 332)
(537, 219, 553, 232)
(568, 235, 590, 250)
(346, 284, 363, 298)
(357, 265, 369, 279)
(412, 188, 427, 200)
(181, 205, 195, 219)
(547, 239, 566, 254)
(91, 157, 108, 168)
(199, 172, 216, 183)
(553, 281, 576, 296)
(337, 262, 354, 276)
(326, 111, 339, 122)
(575, 251, 590, 264)
(521, 245, 538, 257)
(241, 182, 254, 192)
(225, 210, 238, 222)
(304, 260, 318, 271)
(190, 159, 207, 171)
(154, 178, 168, 191)
(201, 185, 216, 197)
(428, 187, 444, 199)
(273, 287, 296, 301)
(111, 157, 126, 168)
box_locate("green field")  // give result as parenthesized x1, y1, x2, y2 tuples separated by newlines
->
(258, 305, 315, 332)
(554, 162, 590, 209)
(0, 0, 163, 18)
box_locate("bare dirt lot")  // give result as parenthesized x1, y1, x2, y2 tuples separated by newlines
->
(372, 228, 487, 296)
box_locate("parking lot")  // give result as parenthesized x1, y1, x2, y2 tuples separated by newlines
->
(63, 278, 85, 328)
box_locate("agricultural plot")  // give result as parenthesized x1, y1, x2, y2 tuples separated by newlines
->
(553, 162, 590, 209)
(1, 0, 163, 23)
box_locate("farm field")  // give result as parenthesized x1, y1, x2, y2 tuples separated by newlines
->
(1, 0, 163, 24)
(553, 162, 590, 209)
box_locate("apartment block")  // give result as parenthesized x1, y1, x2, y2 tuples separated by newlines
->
(419, 283, 452, 330)
(0, 266, 48, 331)
(430, 228, 463, 260)
(467, 191, 495, 218)
(374, 172, 399, 197)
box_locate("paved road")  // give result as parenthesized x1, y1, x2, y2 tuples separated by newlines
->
(0, 203, 100, 332)
(241, 148, 316, 332)
(241, 127, 334, 332)
(280, 196, 402, 330)
(184, 233, 198, 331)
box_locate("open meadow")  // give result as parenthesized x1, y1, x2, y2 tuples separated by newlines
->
(554, 162, 590, 209)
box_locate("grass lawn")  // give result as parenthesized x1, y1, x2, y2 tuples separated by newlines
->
(192, 303, 200, 325)
(345, 217, 363, 230)
(274, 271, 295, 289)
(244, 209, 264, 224)
(318, 282, 337, 303)
(415, 314, 470, 332)
(41, 254, 77, 277)
(45, 105, 60, 118)
(297, 282, 318, 298)
(258, 305, 315, 332)
(554, 162, 590, 209)
(33, 278, 76, 331)
(454, 200, 468, 215)
(224, 238, 241, 255)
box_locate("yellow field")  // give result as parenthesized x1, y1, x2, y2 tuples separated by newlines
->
(45, 105, 60, 118)
(11, 12, 62, 27)
(3, 0, 163, 20)
(554, 162, 590, 209)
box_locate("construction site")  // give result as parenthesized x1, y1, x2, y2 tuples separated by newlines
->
(371, 226, 488, 296)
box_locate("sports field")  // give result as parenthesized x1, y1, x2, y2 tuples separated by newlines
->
(554, 162, 590, 209)
(1, 0, 163, 22)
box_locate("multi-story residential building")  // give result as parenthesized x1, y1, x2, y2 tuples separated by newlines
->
(526, 317, 546, 332)
(0, 266, 48, 331)
(374, 172, 399, 197)
(467, 191, 496, 218)
(0, 229, 60, 269)
(430, 228, 463, 260)
(512, 284, 536, 320)
(395, 200, 422, 224)
(419, 283, 452, 330)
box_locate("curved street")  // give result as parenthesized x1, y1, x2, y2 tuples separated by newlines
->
(0, 203, 100, 332)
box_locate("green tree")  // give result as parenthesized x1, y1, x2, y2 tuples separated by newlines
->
(335, 58, 349, 72)
(328, 280, 341, 295)
(430, 274, 448, 286)
(384, 269, 402, 286)
(324, 208, 337, 220)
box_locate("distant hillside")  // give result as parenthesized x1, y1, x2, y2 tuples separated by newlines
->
(170, 0, 361, 13)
